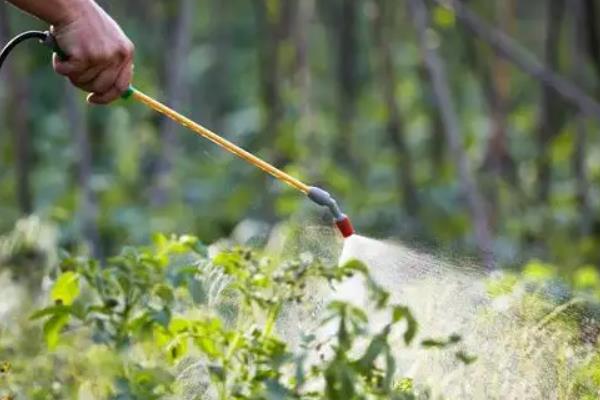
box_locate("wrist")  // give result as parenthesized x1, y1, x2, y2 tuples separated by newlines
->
(50, 0, 94, 26)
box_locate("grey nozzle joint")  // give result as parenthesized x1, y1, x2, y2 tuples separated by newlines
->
(307, 186, 345, 221)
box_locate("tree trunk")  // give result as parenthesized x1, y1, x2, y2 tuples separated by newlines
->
(536, 0, 565, 203)
(206, 0, 233, 133)
(416, 64, 446, 175)
(64, 85, 102, 258)
(572, 0, 592, 235)
(372, 0, 418, 216)
(0, 5, 33, 215)
(460, 1, 517, 227)
(292, 0, 318, 172)
(483, 0, 517, 186)
(408, 0, 494, 269)
(253, 0, 295, 222)
(151, 0, 195, 206)
(253, 0, 293, 157)
(583, 0, 600, 92)
(335, 0, 359, 168)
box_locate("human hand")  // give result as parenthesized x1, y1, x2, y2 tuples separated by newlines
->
(51, 0, 134, 104)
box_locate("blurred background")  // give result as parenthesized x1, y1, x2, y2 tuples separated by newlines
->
(0, 0, 599, 271)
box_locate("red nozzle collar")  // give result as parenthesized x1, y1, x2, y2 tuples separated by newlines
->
(336, 216, 355, 238)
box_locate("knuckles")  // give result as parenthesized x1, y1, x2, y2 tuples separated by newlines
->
(75, 39, 134, 65)
(118, 40, 135, 59)
(115, 78, 130, 92)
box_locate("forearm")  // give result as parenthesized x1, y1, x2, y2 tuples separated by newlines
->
(5, 0, 90, 25)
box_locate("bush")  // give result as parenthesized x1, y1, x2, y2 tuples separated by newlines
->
(3, 228, 599, 399)
(2, 233, 455, 399)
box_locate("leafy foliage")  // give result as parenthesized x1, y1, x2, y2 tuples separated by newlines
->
(2, 0, 600, 397)
(2, 233, 473, 399)
(485, 261, 600, 399)
(0, 220, 599, 398)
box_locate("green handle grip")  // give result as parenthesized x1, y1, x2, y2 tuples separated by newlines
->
(121, 85, 134, 100)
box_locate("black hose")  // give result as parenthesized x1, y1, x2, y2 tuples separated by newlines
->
(0, 30, 49, 72)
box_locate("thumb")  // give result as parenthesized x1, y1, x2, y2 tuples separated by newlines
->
(52, 54, 80, 76)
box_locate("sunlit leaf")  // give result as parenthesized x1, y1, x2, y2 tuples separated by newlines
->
(455, 350, 477, 365)
(573, 266, 600, 290)
(392, 306, 418, 345)
(523, 260, 556, 281)
(43, 313, 70, 350)
(51, 272, 80, 306)
(433, 5, 455, 28)
(166, 335, 188, 364)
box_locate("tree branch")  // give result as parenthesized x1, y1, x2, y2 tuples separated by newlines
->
(434, 0, 600, 120)
(408, 0, 494, 269)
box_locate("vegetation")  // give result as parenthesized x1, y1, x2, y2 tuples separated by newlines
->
(2, 0, 600, 398)
(0, 220, 599, 399)
(1, 0, 599, 268)
(1, 226, 468, 399)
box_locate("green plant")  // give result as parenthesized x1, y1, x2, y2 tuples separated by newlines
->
(9, 234, 433, 399)
(485, 260, 600, 399)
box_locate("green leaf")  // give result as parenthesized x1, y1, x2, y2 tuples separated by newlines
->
(0, 361, 12, 374)
(394, 377, 413, 393)
(421, 338, 447, 348)
(421, 334, 461, 348)
(166, 335, 188, 363)
(433, 5, 455, 28)
(550, 129, 574, 164)
(573, 266, 600, 290)
(152, 232, 168, 249)
(208, 365, 225, 382)
(354, 328, 390, 374)
(341, 259, 368, 275)
(168, 317, 191, 333)
(522, 260, 555, 281)
(51, 272, 81, 306)
(30, 304, 72, 320)
(486, 273, 519, 297)
(43, 313, 70, 350)
(392, 306, 418, 345)
(455, 350, 477, 365)
(154, 284, 175, 303)
(325, 363, 356, 400)
(178, 235, 198, 247)
(195, 336, 220, 358)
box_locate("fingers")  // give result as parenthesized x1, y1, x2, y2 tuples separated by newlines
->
(114, 61, 133, 94)
(87, 62, 133, 104)
(87, 87, 121, 105)
(52, 54, 80, 76)
(55, 54, 133, 104)
(69, 64, 104, 87)
(87, 62, 120, 94)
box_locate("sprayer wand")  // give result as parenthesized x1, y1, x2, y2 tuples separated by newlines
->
(0, 30, 355, 238)
(122, 86, 354, 237)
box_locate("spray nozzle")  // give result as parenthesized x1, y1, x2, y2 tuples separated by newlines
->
(307, 187, 355, 238)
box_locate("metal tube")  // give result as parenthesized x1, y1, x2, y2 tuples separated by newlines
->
(129, 87, 311, 194)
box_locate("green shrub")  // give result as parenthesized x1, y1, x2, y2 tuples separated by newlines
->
(5, 229, 599, 399)
(3, 233, 452, 399)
